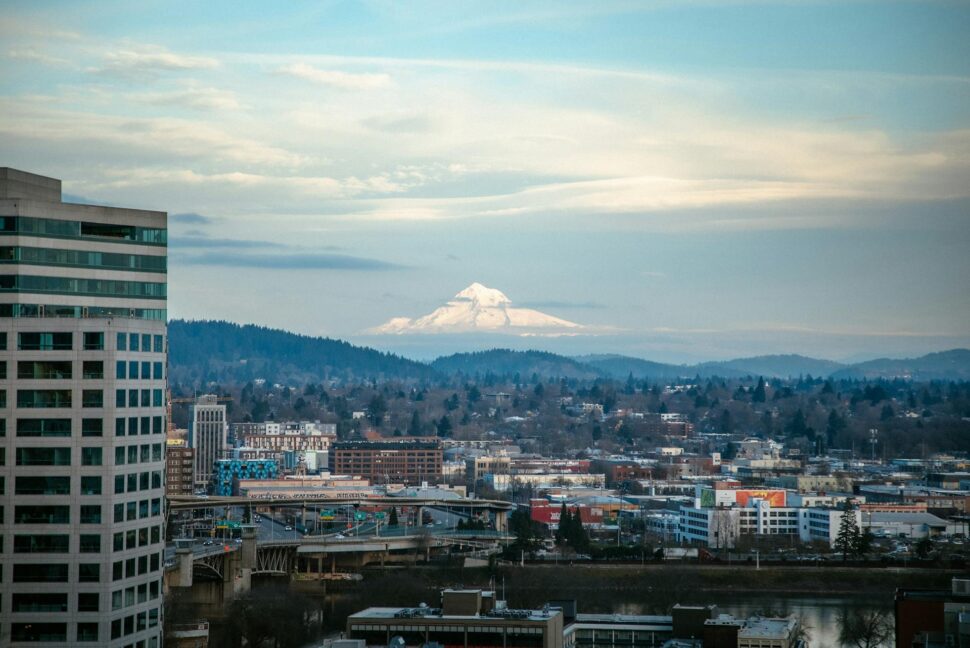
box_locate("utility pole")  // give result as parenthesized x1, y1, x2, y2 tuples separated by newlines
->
(869, 429, 879, 463)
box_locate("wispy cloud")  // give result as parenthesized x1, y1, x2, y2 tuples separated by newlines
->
(169, 212, 214, 225)
(278, 62, 391, 90)
(6, 47, 71, 67)
(92, 44, 219, 79)
(178, 251, 402, 271)
(170, 235, 286, 249)
(133, 85, 242, 111)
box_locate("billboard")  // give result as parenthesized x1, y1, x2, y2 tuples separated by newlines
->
(734, 489, 786, 507)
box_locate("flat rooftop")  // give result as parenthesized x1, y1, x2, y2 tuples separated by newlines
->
(738, 617, 796, 639)
(350, 607, 559, 622)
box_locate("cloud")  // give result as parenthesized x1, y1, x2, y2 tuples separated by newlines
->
(170, 212, 214, 225)
(92, 44, 219, 78)
(361, 114, 433, 133)
(178, 251, 402, 271)
(170, 235, 286, 249)
(7, 48, 71, 67)
(278, 63, 391, 90)
(134, 86, 242, 111)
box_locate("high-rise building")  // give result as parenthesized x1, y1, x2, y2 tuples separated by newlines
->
(0, 168, 167, 647)
(188, 394, 227, 492)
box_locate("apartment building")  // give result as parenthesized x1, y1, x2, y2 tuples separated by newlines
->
(329, 438, 443, 486)
(0, 168, 167, 647)
(165, 440, 194, 497)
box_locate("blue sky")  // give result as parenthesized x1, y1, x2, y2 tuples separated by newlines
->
(1, 1, 968, 362)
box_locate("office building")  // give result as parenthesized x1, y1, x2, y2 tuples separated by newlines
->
(188, 394, 227, 492)
(330, 438, 443, 486)
(348, 589, 564, 648)
(0, 168, 167, 647)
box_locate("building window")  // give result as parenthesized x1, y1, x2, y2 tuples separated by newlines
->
(82, 390, 104, 408)
(83, 331, 104, 350)
(17, 389, 72, 408)
(16, 446, 71, 465)
(82, 418, 103, 437)
(81, 447, 102, 466)
(153, 334, 163, 352)
(117, 331, 126, 351)
(18, 360, 72, 379)
(130, 333, 139, 351)
(15, 534, 71, 552)
(80, 505, 101, 523)
(12, 592, 68, 612)
(77, 623, 99, 642)
(13, 563, 68, 582)
(80, 476, 102, 495)
(78, 563, 100, 582)
(79, 534, 101, 553)
(78, 592, 99, 612)
(11, 623, 68, 642)
(15, 476, 70, 495)
(16, 418, 71, 437)
(82, 361, 104, 379)
(15, 505, 70, 524)
(17, 331, 72, 350)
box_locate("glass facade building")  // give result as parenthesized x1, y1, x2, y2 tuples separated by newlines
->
(0, 168, 167, 647)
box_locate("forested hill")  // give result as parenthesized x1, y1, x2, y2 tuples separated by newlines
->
(167, 320, 433, 387)
(431, 349, 603, 380)
(167, 320, 970, 387)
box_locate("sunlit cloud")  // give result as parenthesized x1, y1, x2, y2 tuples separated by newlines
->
(278, 62, 391, 90)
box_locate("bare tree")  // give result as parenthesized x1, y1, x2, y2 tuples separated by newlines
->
(838, 608, 893, 648)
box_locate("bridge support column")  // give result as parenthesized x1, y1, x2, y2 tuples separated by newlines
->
(174, 540, 194, 587)
(495, 510, 508, 533)
(241, 525, 257, 570)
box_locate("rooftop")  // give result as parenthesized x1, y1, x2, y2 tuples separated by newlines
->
(738, 616, 797, 639)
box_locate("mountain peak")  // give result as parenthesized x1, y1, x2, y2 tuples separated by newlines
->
(455, 282, 511, 307)
(367, 283, 583, 336)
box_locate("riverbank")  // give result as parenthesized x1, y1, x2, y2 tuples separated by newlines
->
(313, 562, 959, 620)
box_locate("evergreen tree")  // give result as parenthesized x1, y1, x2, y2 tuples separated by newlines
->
(408, 411, 422, 436)
(389, 507, 399, 526)
(436, 415, 453, 437)
(555, 503, 569, 545)
(752, 377, 767, 403)
(788, 409, 809, 437)
(834, 501, 861, 561)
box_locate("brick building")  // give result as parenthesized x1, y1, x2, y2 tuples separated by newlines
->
(165, 442, 195, 497)
(329, 438, 443, 485)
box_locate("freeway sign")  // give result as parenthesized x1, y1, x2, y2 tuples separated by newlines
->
(354, 512, 367, 521)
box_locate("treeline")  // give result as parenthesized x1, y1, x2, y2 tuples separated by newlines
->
(168, 319, 433, 386)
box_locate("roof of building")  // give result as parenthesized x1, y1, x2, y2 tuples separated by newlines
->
(349, 606, 559, 622)
(737, 616, 797, 639)
(869, 512, 951, 526)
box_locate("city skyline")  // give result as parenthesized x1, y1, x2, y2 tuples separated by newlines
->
(2, 1, 969, 362)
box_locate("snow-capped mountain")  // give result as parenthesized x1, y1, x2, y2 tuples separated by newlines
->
(368, 283, 583, 335)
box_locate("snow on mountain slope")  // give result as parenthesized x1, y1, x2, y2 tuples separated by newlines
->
(369, 282, 583, 335)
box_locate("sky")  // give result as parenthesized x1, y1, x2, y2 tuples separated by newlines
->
(1, 1, 969, 363)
